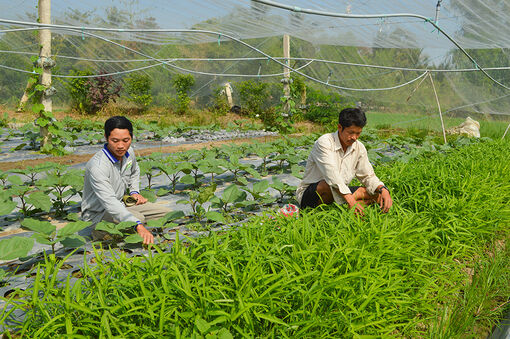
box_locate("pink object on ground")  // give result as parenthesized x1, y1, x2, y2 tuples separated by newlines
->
(278, 204, 299, 217)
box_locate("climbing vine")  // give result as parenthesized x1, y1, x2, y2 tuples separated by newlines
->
(26, 55, 73, 155)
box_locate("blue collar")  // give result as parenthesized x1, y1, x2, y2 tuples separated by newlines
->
(102, 144, 130, 164)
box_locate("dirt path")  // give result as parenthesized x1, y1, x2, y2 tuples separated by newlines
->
(0, 135, 281, 171)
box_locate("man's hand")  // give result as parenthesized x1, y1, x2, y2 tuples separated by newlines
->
(344, 193, 365, 216)
(377, 188, 393, 213)
(136, 224, 154, 245)
(131, 193, 147, 205)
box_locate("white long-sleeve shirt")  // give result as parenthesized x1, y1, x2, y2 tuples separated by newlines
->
(81, 145, 141, 226)
(295, 131, 384, 205)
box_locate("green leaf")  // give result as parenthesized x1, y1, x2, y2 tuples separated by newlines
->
(156, 188, 170, 196)
(237, 177, 249, 186)
(60, 235, 86, 248)
(8, 175, 23, 186)
(217, 328, 233, 339)
(32, 233, 55, 246)
(95, 221, 123, 236)
(198, 184, 217, 204)
(116, 221, 137, 231)
(162, 222, 178, 229)
(21, 218, 56, 235)
(58, 221, 91, 238)
(252, 180, 269, 193)
(0, 237, 34, 260)
(146, 218, 166, 228)
(204, 211, 225, 223)
(124, 234, 143, 244)
(244, 166, 261, 179)
(0, 200, 17, 215)
(195, 317, 211, 334)
(65, 213, 80, 222)
(32, 103, 45, 114)
(222, 185, 244, 204)
(26, 191, 52, 212)
(179, 174, 195, 185)
(141, 190, 157, 203)
(164, 210, 185, 221)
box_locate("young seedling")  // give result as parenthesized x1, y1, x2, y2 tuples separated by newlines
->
(8, 175, 52, 217)
(177, 184, 217, 223)
(197, 156, 227, 184)
(21, 218, 91, 255)
(270, 177, 297, 202)
(210, 184, 247, 216)
(138, 158, 163, 190)
(158, 158, 180, 193)
(241, 179, 276, 207)
(224, 154, 261, 183)
(38, 165, 84, 217)
(9, 162, 55, 186)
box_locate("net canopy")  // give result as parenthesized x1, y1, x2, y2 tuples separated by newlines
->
(1, 0, 510, 122)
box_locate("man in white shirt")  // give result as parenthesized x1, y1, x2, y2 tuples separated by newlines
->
(295, 108, 392, 215)
(81, 116, 171, 244)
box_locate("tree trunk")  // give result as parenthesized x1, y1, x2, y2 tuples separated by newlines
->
(39, 0, 52, 148)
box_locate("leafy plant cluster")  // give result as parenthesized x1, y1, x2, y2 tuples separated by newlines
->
(2, 139, 509, 337)
(65, 70, 122, 114)
(124, 72, 153, 110)
(0, 162, 83, 220)
(304, 86, 354, 125)
(172, 74, 195, 114)
(0, 116, 267, 153)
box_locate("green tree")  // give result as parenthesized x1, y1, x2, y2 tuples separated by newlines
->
(173, 74, 195, 114)
(125, 72, 153, 110)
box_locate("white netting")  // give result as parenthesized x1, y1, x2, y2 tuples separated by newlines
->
(0, 0, 509, 121)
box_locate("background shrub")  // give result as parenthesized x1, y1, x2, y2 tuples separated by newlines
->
(125, 73, 153, 110)
(236, 80, 270, 117)
(304, 87, 353, 125)
(172, 74, 195, 114)
(65, 69, 93, 113)
(86, 71, 122, 114)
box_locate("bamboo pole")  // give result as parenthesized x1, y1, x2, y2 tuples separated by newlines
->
(282, 34, 290, 113)
(503, 122, 510, 139)
(428, 71, 447, 144)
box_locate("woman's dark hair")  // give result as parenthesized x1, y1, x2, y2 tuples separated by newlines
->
(104, 116, 133, 138)
(338, 107, 367, 129)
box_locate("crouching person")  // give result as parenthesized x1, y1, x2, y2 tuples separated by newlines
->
(296, 107, 392, 216)
(81, 116, 171, 244)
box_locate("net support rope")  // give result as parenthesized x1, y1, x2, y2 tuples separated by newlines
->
(251, 0, 510, 91)
(0, 19, 450, 91)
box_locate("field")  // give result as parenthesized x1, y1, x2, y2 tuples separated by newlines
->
(0, 113, 508, 337)
(365, 111, 509, 139)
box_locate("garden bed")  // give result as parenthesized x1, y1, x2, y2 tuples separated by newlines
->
(0, 130, 508, 337)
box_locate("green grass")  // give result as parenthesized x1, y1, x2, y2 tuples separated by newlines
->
(2, 139, 509, 338)
(366, 111, 510, 139)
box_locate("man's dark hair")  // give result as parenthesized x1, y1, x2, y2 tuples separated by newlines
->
(338, 107, 367, 129)
(104, 116, 133, 138)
